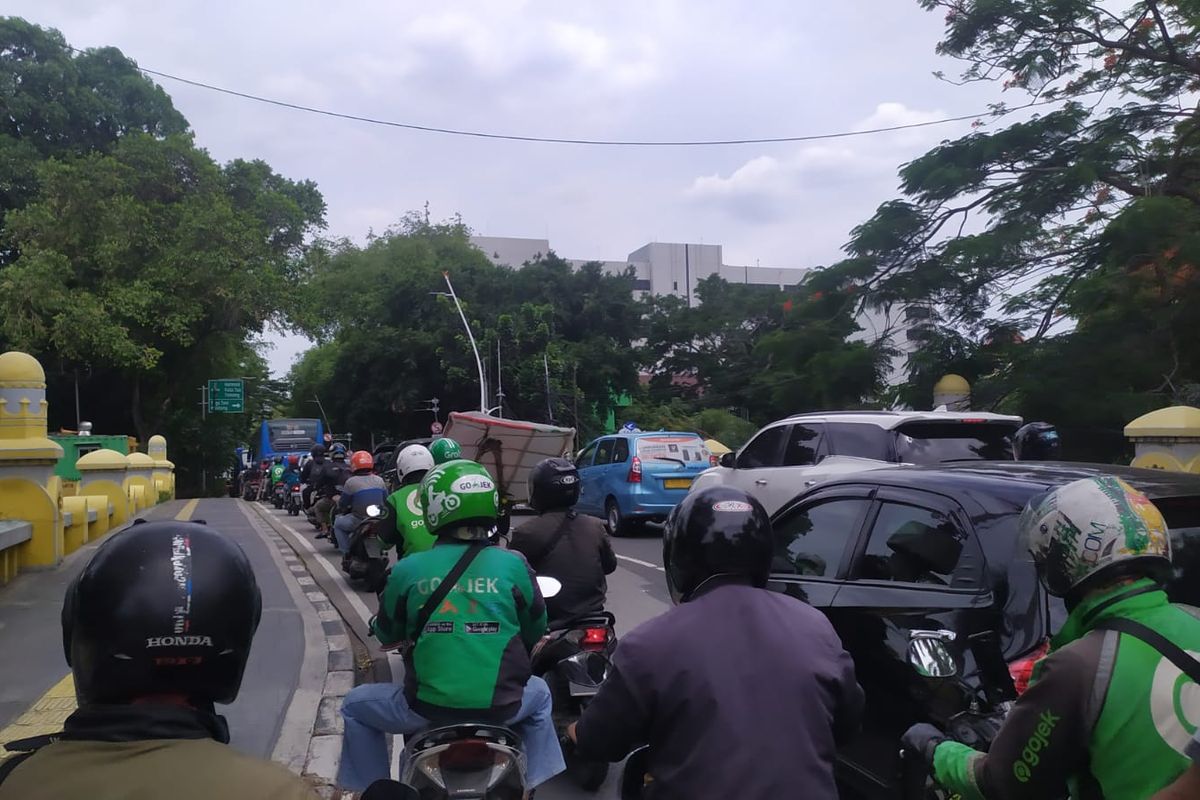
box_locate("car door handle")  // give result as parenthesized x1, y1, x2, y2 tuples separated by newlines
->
(754, 479, 768, 486)
(909, 629, 957, 643)
(804, 480, 816, 487)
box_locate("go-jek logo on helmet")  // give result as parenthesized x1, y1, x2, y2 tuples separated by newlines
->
(453, 475, 495, 493)
(1151, 649, 1200, 755)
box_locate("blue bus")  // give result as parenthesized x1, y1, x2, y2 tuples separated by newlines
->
(258, 418, 324, 461)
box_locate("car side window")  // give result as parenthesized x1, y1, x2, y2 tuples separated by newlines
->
(611, 438, 630, 464)
(771, 498, 869, 577)
(783, 424, 825, 467)
(576, 443, 597, 467)
(856, 501, 982, 588)
(826, 422, 892, 461)
(594, 439, 615, 466)
(737, 425, 788, 468)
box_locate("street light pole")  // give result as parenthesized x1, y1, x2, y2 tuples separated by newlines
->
(438, 272, 488, 413)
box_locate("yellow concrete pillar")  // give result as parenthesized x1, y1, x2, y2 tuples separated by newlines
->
(148, 434, 175, 501)
(1125, 406, 1200, 471)
(0, 351, 64, 570)
(61, 495, 90, 554)
(76, 449, 130, 529)
(933, 374, 971, 412)
(125, 452, 156, 508)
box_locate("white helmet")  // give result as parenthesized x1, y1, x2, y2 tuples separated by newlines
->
(397, 444, 435, 481)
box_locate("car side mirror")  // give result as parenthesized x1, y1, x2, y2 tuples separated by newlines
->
(907, 630, 958, 678)
(719, 452, 736, 468)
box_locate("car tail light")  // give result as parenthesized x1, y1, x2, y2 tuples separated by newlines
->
(709, 454, 718, 467)
(582, 627, 608, 650)
(439, 739, 496, 772)
(959, 418, 987, 423)
(1008, 640, 1050, 695)
(627, 456, 642, 483)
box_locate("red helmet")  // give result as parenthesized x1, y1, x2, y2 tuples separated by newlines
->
(350, 450, 374, 472)
(288, 454, 299, 467)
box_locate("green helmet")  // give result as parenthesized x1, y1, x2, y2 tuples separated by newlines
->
(429, 437, 462, 464)
(420, 459, 498, 538)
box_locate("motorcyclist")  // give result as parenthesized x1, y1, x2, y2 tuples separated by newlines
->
(511, 457, 616, 628)
(281, 454, 301, 502)
(333, 451, 388, 555)
(313, 445, 350, 539)
(0, 520, 318, 800)
(337, 459, 565, 793)
(255, 459, 271, 501)
(300, 444, 326, 510)
(1013, 421, 1061, 460)
(568, 485, 863, 799)
(428, 437, 461, 465)
(382, 444, 435, 557)
(902, 475, 1200, 800)
(269, 456, 286, 491)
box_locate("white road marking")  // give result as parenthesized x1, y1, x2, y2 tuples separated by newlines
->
(616, 554, 665, 572)
(271, 514, 376, 625)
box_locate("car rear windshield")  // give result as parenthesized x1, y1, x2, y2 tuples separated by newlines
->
(894, 421, 1016, 464)
(636, 435, 710, 465)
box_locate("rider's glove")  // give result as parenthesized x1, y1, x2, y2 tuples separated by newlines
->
(901, 723, 946, 767)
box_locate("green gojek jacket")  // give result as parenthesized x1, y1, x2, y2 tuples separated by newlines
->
(383, 484, 435, 556)
(371, 541, 547, 722)
(269, 464, 285, 485)
(932, 579, 1200, 800)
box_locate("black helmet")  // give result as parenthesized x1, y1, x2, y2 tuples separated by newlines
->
(62, 520, 262, 706)
(662, 486, 772, 605)
(1014, 422, 1061, 461)
(310, 444, 326, 459)
(528, 457, 580, 513)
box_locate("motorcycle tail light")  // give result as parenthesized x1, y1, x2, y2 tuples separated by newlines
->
(439, 739, 496, 772)
(627, 456, 642, 483)
(581, 627, 608, 650)
(709, 454, 719, 467)
(1007, 640, 1050, 695)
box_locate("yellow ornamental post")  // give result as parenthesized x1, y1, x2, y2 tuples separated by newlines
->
(76, 449, 131, 529)
(933, 374, 971, 412)
(1125, 406, 1200, 472)
(148, 434, 175, 501)
(0, 352, 65, 570)
(125, 452, 156, 509)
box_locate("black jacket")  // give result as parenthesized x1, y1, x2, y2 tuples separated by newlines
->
(510, 510, 616, 628)
(315, 461, 349, 497)
(574, 579, 864, 800)
(300, 457, 324, 483)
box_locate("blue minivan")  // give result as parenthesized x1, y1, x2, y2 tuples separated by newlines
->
(575, 431, 715, 536)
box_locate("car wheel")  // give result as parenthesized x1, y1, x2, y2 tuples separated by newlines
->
(606, 499, 629, 538)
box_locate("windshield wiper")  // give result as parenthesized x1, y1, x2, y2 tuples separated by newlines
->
(649, 456, 687, 467)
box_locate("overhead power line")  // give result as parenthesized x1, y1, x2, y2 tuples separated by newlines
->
(74, 46, 1070, 147)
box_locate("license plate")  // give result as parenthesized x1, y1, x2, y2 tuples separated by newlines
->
(664, 478, 692, 490)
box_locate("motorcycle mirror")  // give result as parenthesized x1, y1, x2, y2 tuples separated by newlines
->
(536, 576, 563, 598)
(907, 631, 958, 679)
(365, 504, 383, 518)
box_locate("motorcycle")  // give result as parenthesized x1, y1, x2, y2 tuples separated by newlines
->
(286, 483, 303, 516)
(241, 475, 261, 501)
(341, 503, 390, 593)
(371, 576, 564, 800)
(531, 611, 618, 791)
(272, 481, 287, 509)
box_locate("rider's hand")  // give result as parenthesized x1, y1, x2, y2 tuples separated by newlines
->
(566, 721, 578, 744)
(901, 722, 946, 766)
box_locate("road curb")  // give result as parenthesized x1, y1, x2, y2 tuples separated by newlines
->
(242, 501, 358, 798)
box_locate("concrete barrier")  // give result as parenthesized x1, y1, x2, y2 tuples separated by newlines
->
(148, 435, 175, 501)
(76, 449, 130, 528)
(125, 452, 156, 510)
(0, 352, 64, 570)
(1126, 406, 1200, 471)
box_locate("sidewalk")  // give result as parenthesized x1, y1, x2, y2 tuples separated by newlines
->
(0, 498, 351, 796)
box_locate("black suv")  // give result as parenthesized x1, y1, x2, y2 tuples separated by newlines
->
(766, 461, 1200, 798)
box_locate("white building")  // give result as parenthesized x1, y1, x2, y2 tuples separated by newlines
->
(469, 235, 926, 384)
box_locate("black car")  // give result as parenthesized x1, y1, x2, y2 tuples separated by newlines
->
(372, 438, 433, 489)
(766, 461, 1200, 798)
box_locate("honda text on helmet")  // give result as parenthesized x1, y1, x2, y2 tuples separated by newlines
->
(528, 457, 580, 514)
(663, 485, 773, 604)
(419, 459, 499, 539)
(428, 437, 462, 465)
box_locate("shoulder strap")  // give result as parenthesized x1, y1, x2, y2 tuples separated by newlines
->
(0, 732, 57, 788)
(0, 752, 33, 787)
(525, 512, 575, 567)
(411, 542, 486, 643)
(1093, 617, 1200, 683)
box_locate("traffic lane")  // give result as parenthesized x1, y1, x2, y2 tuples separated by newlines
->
(199, 499, 306, 759)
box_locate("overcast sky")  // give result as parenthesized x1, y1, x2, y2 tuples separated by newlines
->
(12, 1, 1002, 374)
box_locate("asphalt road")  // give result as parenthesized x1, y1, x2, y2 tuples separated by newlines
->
(262, 502, 673, 799)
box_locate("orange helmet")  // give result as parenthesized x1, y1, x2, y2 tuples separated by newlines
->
(350, 450, 374, 471)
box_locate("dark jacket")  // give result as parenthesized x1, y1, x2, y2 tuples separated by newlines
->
(315, 461, 349, 497)
(0, 704, 317, 800)
(300, 456, 323, 483)
(574, 579, 864, 800)
(510, 510, 616, 627)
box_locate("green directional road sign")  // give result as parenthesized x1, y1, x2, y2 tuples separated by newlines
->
(208, 379, 245, 413)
